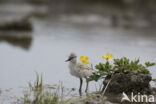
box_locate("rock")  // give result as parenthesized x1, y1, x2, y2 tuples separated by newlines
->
(151, 87, 156, 95)
(103, 72, 152, 95)
(0, 16, 32, 31)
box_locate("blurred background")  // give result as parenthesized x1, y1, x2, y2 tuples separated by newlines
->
(0, 0, 156, 102)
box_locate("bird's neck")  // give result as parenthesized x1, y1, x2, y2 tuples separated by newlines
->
(69, 59, 77, 65)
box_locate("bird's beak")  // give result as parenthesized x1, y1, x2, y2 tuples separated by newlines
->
(65, 57, 74, 62)
(65, 58, 70, 62)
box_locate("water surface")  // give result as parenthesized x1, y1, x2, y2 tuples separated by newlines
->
(0, 17, 156, 103)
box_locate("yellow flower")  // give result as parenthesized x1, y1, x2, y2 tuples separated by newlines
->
(80, 56, 90, 65)
(102, 52, 113, 61)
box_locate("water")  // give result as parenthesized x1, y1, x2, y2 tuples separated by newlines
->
(0, 2, 156, 103)
(0, 18, 156, 93)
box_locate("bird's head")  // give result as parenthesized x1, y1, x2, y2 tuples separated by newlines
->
(65, 53, 77, 63)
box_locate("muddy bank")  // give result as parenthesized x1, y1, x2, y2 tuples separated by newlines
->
(46, 0, 156, 29)
(0, 17, 32, 31)
(0, 0, 156, 29)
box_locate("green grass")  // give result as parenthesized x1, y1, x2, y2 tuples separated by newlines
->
(17, 72, 107, 104)
(17, 72, 72, 104)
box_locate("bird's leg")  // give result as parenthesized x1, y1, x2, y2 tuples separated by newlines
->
(79, 78, 83, 95)
(85, 78, 89, 93)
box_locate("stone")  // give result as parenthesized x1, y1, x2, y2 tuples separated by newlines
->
(103, 72, 152, 95)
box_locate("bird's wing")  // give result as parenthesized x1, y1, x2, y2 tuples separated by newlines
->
(76, 63, 92, 77)
(76, 63, 91, 70)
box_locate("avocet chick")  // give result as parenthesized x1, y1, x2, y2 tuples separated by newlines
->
(65, 53, 92, 93)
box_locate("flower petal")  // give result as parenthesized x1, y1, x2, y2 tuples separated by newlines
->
(106, 52, 110, 56)
(85, 61, 89, 64)
(102, 56, 106, 59)
(107, 57, 111, 60)
(81, 60, 86, 64)
(80, 56, 84, 61)
(85, 56, 89, 60)
(105, 57, 108, 60)
(110, 54, 113, 58)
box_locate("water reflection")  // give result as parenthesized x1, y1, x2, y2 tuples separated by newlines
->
(0, 32, 32, 50)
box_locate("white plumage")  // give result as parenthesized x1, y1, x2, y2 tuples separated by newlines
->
(65, 53, 92, 93)
(69, 62, 92, 78)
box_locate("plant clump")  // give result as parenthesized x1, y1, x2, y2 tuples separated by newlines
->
(88, 55, 155, 94)
(17, 72, 72, 104)
(89, 57, 155, 82)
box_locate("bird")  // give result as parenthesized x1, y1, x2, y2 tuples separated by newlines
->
(65, 53, 92, 94)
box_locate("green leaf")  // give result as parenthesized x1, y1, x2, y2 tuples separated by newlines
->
(145, 62, 155, 67)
